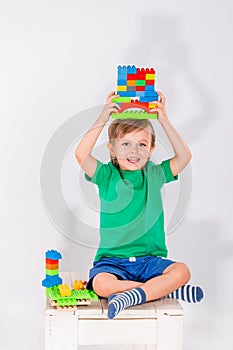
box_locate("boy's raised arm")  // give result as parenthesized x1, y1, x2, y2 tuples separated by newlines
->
(150, 91, 192, 176)
(75, 93, 120, 178)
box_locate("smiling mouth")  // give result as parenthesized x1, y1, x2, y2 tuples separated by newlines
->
(127, 157, 140, 163)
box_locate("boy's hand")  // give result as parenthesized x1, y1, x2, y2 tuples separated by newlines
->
(149, 91, 169, 124)
(99, 92, 121, 123)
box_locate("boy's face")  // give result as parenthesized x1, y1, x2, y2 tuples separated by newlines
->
(108, 128, 155, 171)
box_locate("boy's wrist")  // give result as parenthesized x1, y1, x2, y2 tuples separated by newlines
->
(158, 115, 171, 127)
(97, 112, 110, 125)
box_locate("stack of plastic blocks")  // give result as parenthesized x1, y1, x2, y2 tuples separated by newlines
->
(112, 65, 159, 119)
(42, 250, 62, 288)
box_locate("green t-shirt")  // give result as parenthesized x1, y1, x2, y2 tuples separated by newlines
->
(85, 159, 178, 262)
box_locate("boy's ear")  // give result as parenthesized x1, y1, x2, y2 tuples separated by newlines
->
(107, 142, 115, 157)
(149, 145, 155, 157)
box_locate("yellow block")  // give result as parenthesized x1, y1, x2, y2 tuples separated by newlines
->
(117, 85, 127, 91)
(73, 279, 85, 290)
(127, 80, 136, 86)
(146, 74, 155, 80)
(149, 103, 158, 108)
(59, 283, 72, 297)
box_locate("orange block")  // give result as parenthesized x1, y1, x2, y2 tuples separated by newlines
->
(127, 80, 136, 86)
(46, 263, 58, 270)
(73, 280, 85, 290)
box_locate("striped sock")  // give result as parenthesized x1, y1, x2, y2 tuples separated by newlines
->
(167, 284, 204, 303)
(108, 287, 146, 319)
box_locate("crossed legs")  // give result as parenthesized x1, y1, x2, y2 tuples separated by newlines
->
(92, 262, 190, 302)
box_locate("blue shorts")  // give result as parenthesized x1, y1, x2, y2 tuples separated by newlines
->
(86, 255, 175, 290)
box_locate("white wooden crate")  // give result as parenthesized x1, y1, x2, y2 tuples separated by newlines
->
(45, 272, 184, 350)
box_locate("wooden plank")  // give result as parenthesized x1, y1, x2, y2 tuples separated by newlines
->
(154, 298, 183, 316)
(133, 346, 156, 350)
(75, 300, 103, 317)
(101, 298, 158, 319)
(45, 314, 78, 350)
(156, 312, 183, 350)
(77, 319, 157, 345)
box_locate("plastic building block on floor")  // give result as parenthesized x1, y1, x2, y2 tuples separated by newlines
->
(113, 65, 159, 119)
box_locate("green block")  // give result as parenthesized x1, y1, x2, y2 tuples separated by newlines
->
(112, 97, 131, 102)
(46, 268, 59, 276)
(47, 286, 99, 307)
(46, 285, 61, 299)
(46, 287, 52, 298)
(89, 290, 99, 300)
(56, 297, 78, 307)
(72, 290, 89, 299)
(136, 80, 146, 86)
(72, 289, 98, 300)
(112, 111, 158, 119)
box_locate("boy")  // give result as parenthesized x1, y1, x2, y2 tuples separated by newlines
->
(75, 91, 204, 319)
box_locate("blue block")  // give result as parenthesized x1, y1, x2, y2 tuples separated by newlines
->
(145, 91, 159, 99)
(126, 65, 137, 74)
(135, 91, 146, 97)
(118, 66, 127, 79)
(145, 85, 154, 91)
(117, 79, 127, 85)
(42, 275, 62, 288)
(118, 91, 136, 97)
(45, 250, 62, 260)
(140, 96, 157, 102)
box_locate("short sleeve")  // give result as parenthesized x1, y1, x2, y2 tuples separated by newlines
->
(160, 159, 178, 183)
(84, 160, 112, 187)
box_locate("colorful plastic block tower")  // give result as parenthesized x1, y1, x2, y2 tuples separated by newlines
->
(42, 249, 98, 309)
(112, 65, 159, 119)
(42, 249, 63, 288)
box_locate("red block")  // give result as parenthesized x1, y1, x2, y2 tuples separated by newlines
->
(137, 68, 146, 74)
(136, 68, 146, 80)
(136, 86, 145, 91)
(146, 80, 154, 85)
(127, 74, 137, 80)
(121, 101, 150, 113)
(46, 258, 59, 264)
(131, 100, 149, 107)
(146, 68, 155, 74)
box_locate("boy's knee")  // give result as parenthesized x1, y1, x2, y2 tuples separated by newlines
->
(92, 273, 116, 298)
(167, 262, 190, 285)
(177, 262, 191, 284)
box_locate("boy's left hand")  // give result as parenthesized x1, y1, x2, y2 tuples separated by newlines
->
(149, 91, 169, 124)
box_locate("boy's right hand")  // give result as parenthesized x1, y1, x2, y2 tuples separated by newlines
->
(99, 92, 121, 122)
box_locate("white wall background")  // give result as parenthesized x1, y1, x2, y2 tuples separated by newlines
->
(1, 0, 233, 349)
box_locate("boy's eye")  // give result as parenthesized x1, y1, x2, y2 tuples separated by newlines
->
(139, 143, 147, 147)
(122, 142, 129, 146)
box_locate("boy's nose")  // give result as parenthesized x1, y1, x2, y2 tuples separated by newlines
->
(131, 143, 141, 152)
(130, 146, 137, 153)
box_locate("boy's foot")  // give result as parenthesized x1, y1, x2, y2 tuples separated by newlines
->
(167, 284, 204, 303)
(108, 287, 146, 319)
